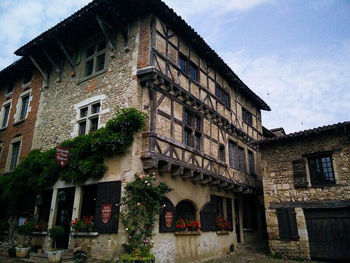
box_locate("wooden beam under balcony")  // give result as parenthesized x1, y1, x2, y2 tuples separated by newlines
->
(159, 161, 171, 174)
(171, 166, 184, 177)
(192, 173, 203, 182)
(200, 176, 212, 185)
(210, 179, 221, 186)
(182, 169, 194, 179)
(142, 157, 159, 170)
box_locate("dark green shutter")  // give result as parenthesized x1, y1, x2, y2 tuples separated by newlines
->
(200, 202, 216, 231)
(288, 208, 299, 240)
(292, 159, 308, 188)
(159, 198, 176, 232)
(226, 198, 233, 232)
(277, 208, 299, 241)
(94, 181, 121, 234)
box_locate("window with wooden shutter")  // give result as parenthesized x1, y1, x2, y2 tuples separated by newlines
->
(276, 208, 299, 241)
(200, 202, 216, 231)
(226, 198, 233, 232)
(308, 155, 335, 186)
(292, 159, 308, 188)
(159, 198, 176, 233)
(94, 181, 121, 234)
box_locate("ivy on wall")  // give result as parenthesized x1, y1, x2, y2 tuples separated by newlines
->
(0, 108, 147, 214)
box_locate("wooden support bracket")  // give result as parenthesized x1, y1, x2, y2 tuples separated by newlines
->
(182, 169, 194, 179)
(171, 166, 184, 177)
(192, 173, 203, 182)
(28, 55, 48, 87)
(96, 15, 116, 51)
(159, 162, 171, 174)
(57, 41, 76, 74)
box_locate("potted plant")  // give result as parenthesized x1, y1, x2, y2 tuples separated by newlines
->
(70, 216, 94, 232)
(48, 226, 65, 263)
(16, 217, 35, 258)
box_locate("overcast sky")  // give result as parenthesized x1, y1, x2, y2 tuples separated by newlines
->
(0, 0, 349, 133)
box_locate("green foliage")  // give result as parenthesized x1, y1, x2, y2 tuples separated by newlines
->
(120, 173, 172, 257)
(17, 219, 35, 236)
(49, 226, 65, 249)
(0, 108, 146, 215)
(120, 253, 155, 262)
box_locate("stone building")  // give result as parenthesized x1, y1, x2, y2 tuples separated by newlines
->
(1, 0, 271, 262)
(259, 122, 350, 262)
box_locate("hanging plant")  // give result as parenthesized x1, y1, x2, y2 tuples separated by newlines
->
(0, 108, 147, 215)
(119, 173, 172, 260)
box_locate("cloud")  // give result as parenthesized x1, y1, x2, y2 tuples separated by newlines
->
(0, 0, 92, 70)
(222, 45, 350, 133)
(163, 0, 273, 17)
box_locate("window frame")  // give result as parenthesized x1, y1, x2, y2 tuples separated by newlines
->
(77, 101, 101, 136)
(14, 90, 31, 124)
(0, 100, 12, 130)
(238, 146, 247, 173)
(242, 107, 253, 126)
(176, 200, 196, 222)
(215, 85, 230, 109)
(228, 141, 238, 169)
(307, 154, 336, 187)
(183, 109, 202, 151)
(248, 150, 255, 176)
(6, 137, 22, 172)
(178, 52, 199, 82)
(219, 144, 226, 162)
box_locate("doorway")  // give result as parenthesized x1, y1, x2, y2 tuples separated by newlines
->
(55, 187, 75, 249)
(235, 199, 241, 243)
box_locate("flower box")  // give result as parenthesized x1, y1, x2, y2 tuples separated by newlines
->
(175, 230, 201, 236)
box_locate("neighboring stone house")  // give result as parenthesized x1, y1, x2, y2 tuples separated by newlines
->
(0, 0, 271, 262)
(259, 122, 350, 262)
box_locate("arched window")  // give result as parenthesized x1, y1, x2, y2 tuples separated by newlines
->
(176, 200, 196, 222)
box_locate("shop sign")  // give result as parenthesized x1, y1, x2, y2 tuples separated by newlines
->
(101, 204, 112, 224)
(55, 147, 70, 168)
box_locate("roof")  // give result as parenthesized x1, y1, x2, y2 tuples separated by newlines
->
(0, 57, 33, 83)
(258, 121, 350, 145)
(13, 0, 270, 111)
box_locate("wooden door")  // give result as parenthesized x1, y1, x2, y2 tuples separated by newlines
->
(305, 208, 350, 262)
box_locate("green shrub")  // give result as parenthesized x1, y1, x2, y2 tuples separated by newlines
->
(49, 226, 65, 249)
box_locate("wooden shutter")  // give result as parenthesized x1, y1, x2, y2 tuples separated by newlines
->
(159, 198, 176, 233)
(292, 159, 308, 188)
(226, 198, 233, 232)
(276, 208, 299, 241)
(94, 181, 121, 234)
(200, 202, 216, 231)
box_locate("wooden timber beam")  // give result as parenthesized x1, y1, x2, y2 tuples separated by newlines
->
(28, 55, 48, 87)
(192, 173, 203, 182)
(210, 179, 221, 186)
(182, 169, 194, 180)
(225, 184, 235, 191)
(218, 182, 228, 188)
(200, 176, 212, 185)
(171, 166, 184, 177)
(96, 15, 116, 51)
(159, 162, 171, 174)
(142, 157, 159, 170)
(43, 49, 63, 81)
(57, 41, 76, 74)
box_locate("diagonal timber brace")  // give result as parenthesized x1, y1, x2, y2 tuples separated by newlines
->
(57, 41, 76, 74)
(28, 55, 49, 87)
(96, 15, 116, 51)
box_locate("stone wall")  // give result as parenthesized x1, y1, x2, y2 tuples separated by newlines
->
(260, 131, 350, 259)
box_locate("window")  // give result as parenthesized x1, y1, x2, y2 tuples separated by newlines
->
(78, 102, 101, 135)
(0, 102, 11, 129)
(5, 84, 14, 96)
(9, 141, 21, 171)
(19, 95, 30, 121)
(276, 208, 299, 241)
(178, 53, 199, 81)
(215, 85, 230, 108)
(216, 197, 224, 218)
(183, 110, 202, 150)
(238, 147, 247, 173)
(308, 155, 335, 186)
(219, 144, 225, 162)
(176, 201, 196, 222)
(248, 150, 255, 176)
(242, 107, 253, 126)
(81, 185, 97, 220)
(84, 40, 106, 77)
(229, 141, 238, 169)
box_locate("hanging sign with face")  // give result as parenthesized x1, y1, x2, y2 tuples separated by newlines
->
(101, 204, 113, 224)
(55, 147, 70, 168)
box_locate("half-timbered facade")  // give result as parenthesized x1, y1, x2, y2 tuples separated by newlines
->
(1, 0, 270, 262)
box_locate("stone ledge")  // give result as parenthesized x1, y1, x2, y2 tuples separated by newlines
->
(175, 231, 200, 236)
(71, 232, 99, 237)
(216, 230, 229, 235)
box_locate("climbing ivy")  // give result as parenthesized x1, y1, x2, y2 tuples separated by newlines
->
(120, 173, 172, 258)
(0, 108, 146, 215)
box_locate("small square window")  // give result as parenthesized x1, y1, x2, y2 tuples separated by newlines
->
(308, 155, 335, 186)
(91, 103, 100, 114)
(79, 121, 87, 136)
(10, 141, 21, 171)
(80, 107, 88, 118)
(85, 59, 94, 77)
(89, 117, 99, 132)
(96, 54, 105, 72)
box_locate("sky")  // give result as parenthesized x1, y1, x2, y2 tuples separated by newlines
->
(0, 0, 349, 133)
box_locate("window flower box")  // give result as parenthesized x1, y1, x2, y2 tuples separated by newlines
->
(175, 230, 201, 236)
(216, 230, 229, 235)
